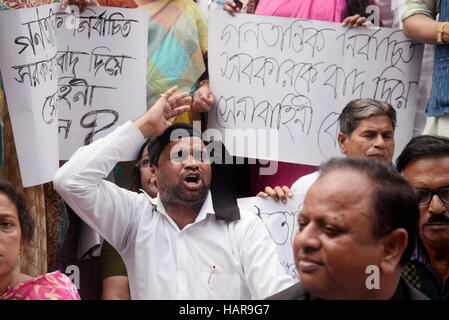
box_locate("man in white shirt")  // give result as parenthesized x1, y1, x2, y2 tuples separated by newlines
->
(259, 98, 397, 201)
(54, 86, 295, 300)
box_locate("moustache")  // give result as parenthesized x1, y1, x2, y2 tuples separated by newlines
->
(425, 214, 449, 225)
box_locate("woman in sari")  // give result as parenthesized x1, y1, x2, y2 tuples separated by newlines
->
(0, 176, 80, 300)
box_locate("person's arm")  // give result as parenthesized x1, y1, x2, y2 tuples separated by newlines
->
(102, 276, 131, 300)
(235, 212, 297, 299)
(403, 13, 448, 44)
(54, 86, 191, 249)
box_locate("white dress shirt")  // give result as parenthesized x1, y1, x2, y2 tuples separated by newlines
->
(54, 121, 296, 300)
(290, 171, 319, 196)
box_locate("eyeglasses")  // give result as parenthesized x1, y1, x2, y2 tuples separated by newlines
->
(415, 187, 449, 206)
(135, 155, 150, 170)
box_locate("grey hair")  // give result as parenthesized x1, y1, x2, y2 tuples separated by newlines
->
(339, 99, 397, 136)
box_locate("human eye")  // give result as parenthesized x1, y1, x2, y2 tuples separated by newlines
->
(438, 187, 449, 204)
(141, 158, 150, 167)
(170, 149, 186, 163)
(0, 220, 15, 230)
(361, 131, 376, 138)
(322, 224, 341, 237)
(297, 216, 308, 231)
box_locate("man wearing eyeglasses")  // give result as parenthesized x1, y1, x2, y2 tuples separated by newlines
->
(396, 135, 449, 300)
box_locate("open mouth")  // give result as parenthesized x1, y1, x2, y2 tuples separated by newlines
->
(183, 173, 202, 190)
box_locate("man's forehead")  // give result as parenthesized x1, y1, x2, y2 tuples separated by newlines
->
(403, 156, 449, 185)
(165, 136, 206, 149)
(354, 114, 394, 131)
(300, 169, 374, 221)
(306, 169, 373, 205)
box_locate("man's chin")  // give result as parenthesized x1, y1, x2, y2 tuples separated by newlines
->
(367, 155, 387, 162)
(177, 188, 209, 206)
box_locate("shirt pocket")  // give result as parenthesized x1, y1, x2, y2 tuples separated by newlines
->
(195, 272, 241, 300)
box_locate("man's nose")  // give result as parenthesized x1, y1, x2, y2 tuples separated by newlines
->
(373, 134, 386, 147)
(429, 193, 448, 215)
(294, 223, 321, 251)
(184, 153, 200, 167)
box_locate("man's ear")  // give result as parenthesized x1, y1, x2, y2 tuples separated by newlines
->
(150, 164, 158, 182)
(337, 132, 349, 155)
(379, 228, 408, 274)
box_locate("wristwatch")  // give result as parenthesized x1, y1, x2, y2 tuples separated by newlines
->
(437, 22, 449, 44)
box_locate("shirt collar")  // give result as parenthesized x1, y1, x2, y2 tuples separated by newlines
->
(411, 239, 431, 266)
(151, 191, 216, 223)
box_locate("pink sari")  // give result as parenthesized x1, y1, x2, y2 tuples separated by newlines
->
(0, 270, 80, 300)
(255, 0, 347, 22)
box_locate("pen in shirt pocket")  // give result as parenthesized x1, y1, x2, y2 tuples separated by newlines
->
(207, 265, 215, 284)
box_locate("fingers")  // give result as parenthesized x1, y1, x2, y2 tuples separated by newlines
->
(264, 186, 279, 202)
(353, 17, 367, 28)
(167, 92, 190, 106)
(170, 105, 191, 118)
(274, 186, 288, 203)
(256, 192, 268, 198)
(160, 85, 179, 101)
(223, 0, 240, 16)
(192, 86, 214, 113)
(263, 186, 290, 203)
(342, 14, 365, 27)
(61, 0, 68, 10)
(282, 186, 293, 198)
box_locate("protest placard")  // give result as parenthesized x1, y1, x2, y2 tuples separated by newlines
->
(207, 10, 423, 165)
(0, 4, 148, 186)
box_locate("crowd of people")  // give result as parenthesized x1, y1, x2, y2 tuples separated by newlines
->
(0, 0, 448, 300)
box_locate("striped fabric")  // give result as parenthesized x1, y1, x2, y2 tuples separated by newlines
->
(139, 0, 208, 125)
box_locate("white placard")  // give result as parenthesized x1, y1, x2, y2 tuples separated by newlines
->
(238, 195, 305, 280)
(207, 10, 423, 165)
(0, 4, 148, 187)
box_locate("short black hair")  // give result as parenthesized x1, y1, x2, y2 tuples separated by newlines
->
(396, 135, 449, 172)
(319, 157, 419, 265)
(0, 176, 34, 243)
(148, 123, 202, 167)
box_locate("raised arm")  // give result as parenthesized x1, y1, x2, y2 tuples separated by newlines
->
(54, 86, 191, 250)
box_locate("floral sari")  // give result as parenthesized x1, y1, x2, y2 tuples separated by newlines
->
(0, 270, 80, 300)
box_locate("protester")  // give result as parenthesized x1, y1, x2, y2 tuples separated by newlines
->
(54, 85, 295, 299)
(223, 0, 383, 196)
(396, 135, 449, 300)
(100, 139, 156, 300)
(268, 157, 427, 300)
(402, 0, 449, 137)
(258, 99, 396, 202)
(0, 176, 80, 300)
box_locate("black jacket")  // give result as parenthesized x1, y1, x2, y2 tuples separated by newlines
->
(266, 277, 430, 300)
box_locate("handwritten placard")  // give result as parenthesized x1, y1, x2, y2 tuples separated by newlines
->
(207, 10, 423, 165)
(0, 4, 148, 187)
(238, 195, 304, 279)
